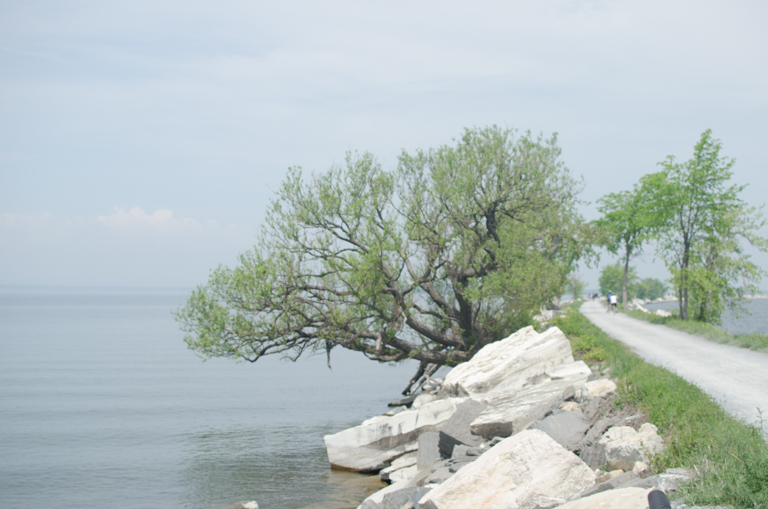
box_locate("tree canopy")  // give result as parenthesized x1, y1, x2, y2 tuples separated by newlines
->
(595, 187, 653, 306)
(598, 262, 666, 301)
(642, 130, 768, 322)
(175, 126, 586, 392)
(598, 129, 767, 323)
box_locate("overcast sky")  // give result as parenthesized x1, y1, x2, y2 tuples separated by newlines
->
(1, 0, 767, 289)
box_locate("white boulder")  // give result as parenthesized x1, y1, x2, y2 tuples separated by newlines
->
(417, 429, 595, 509)
(599, 423, 664, 471)
(443, 326, 576, 397)
(554, 487, 650, 509)
(411, 392, 439, 409)
(387, 464, 418, 483)
(470, 361, 591, 439)
(579, 379, 617, 402)
(379, 451, 417, 482)
(324, 398, 461, 472)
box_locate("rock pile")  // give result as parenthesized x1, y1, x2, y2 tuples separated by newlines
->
(626, 297, 675, 317)
(322, 325, 676, 509)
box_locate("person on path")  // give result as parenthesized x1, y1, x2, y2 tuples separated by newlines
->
(610, 293, 618, 312)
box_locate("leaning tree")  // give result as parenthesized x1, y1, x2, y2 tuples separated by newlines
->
(175, 126, 586, 394)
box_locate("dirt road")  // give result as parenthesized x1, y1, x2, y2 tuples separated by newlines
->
(580, 299, 768, 438)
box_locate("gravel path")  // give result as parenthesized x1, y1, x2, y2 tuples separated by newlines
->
(580, 300, 768, 438)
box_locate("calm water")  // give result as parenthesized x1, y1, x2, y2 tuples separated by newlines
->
(0, 288, 415, 509)
(644, 297, 768, 334)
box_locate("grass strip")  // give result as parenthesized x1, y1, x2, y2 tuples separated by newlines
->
(622, 307, 768, 354)
(553, 307, 768, 508)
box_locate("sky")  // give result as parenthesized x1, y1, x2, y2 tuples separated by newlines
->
(1, 0, 767, 289)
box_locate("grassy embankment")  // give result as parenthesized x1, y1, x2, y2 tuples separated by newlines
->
(621, 307, 768, 353)
(553, 307, 768, 508)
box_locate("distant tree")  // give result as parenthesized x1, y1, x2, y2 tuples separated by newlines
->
(599, 262, 638, 299)
(642, 130, 768, 322)
(596, 184, 654, 306)
(565, 275, 587, 300)
(635, 278, 666, 300)
(175, 127, 587, 393)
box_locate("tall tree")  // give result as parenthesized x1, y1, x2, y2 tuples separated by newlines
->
(596, 185, 653, 305)
(175, 127, 586, 393)
(642, 130, 767, 322)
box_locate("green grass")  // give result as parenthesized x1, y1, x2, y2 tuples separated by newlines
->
(553, 308, 768, 508)
(622, 307, 768, 353)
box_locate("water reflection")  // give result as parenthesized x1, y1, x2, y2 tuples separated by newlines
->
(293, 470, 386, 509)
(181, 424, 383, 509)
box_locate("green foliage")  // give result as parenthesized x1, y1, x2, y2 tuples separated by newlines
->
(554, 307, 768, 507)
(175, 126, 587, 383)
(565, 275, 587, 299)
(599, 262, 637, 297)
(642, 130, 768, 323)
(634, 278, 666, 300)
(595, 184, 654, 305)
(599, 263, 666, 301)
(567, 332, 606, 363)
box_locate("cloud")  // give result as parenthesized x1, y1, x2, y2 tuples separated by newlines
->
(1, 211, 51, 228)
(95, 207, 218, 236)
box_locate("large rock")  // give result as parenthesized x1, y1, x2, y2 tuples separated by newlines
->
(438, 398, 487, 458)
(387, 464, 418, 483)
(416, 432, 440, 470)
(443, 326, 575, 397)
(578, 416, 623, 469)
(379, 451, 417, 483)
(554, 487, 650, 509)
(600, 424, 664, 471)
(360, 467, 437, 509)
(324, 398, 461, 472)
(417, 429, 596, 509)
(470, 361, 591, 439)
(531, 409, 590, 451)
(362, 486, 431, 509)
(412, 393, 439, 409)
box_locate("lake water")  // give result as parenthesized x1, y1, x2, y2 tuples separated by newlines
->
(4, 289, 765, 509)
(0, 288, 416, 509)
(643, 297, 768, 335)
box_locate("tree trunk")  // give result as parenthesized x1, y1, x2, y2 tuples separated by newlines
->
(622, 251, 630, 306)
(680, 242, 690, 321)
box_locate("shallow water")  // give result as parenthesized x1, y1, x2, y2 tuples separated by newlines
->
(0, 287, 412, 509)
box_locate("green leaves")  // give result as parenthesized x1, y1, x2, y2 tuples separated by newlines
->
(175, 126, 586, 375)
(597, 129, 767, 323)
(645, 130, 767, 322)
